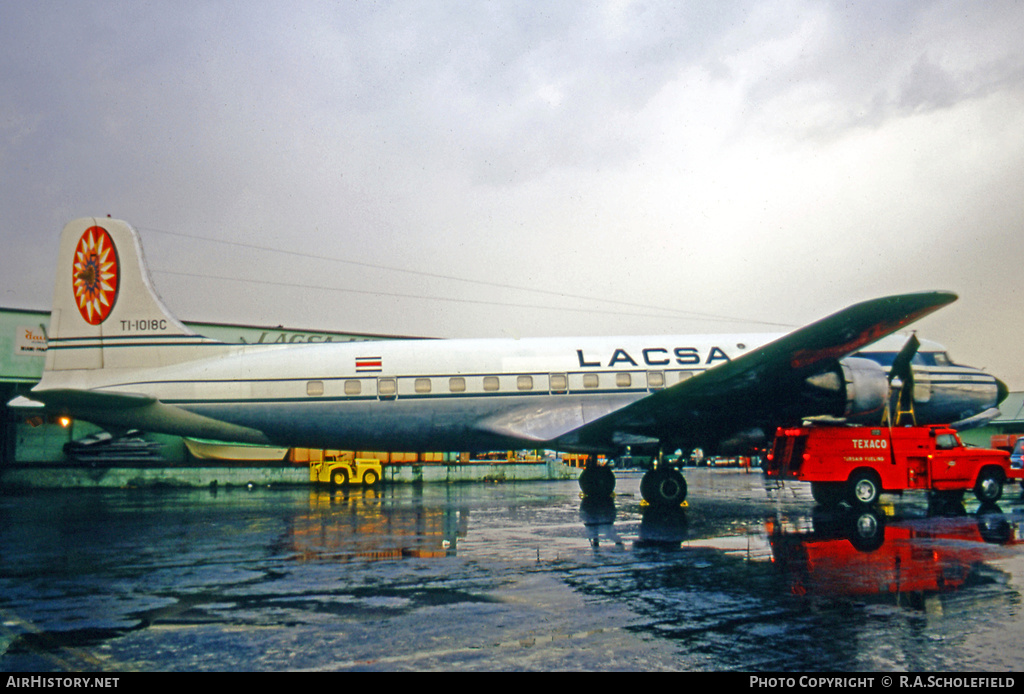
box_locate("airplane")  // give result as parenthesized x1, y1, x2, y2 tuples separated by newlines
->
(17, 217, 1008, 506)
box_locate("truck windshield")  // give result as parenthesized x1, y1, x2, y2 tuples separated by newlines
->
(936, 434, 958, 450)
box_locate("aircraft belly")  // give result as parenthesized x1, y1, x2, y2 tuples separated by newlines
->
(179, 395, 566, 451)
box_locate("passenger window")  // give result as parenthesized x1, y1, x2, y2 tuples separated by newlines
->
(616, 373, 631, 388)
(647, 371, 665, 389)
(344, 380, 362, 396)
(483, 376, 500, 391)
(583, 374, 600, 389)
(449, 377, 466, 393)
(517, 375, 533, 391)
(670, 371, 693, 384)
(414, 378, 432, 394)
(549, 373, 567, 392)
(306, 380, 324, 396)
(378, 378, 397, 398)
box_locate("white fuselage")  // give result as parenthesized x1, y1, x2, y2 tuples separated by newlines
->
(47, 333, 775, 451)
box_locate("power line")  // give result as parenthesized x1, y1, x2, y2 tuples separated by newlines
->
(153, 269, 752, 323)
(142, 225, 796, 328)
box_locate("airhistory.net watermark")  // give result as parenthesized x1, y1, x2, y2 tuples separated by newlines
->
(6, 678, 119, 688)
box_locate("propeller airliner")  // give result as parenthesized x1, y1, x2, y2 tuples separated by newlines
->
(19, 218, 1007, 505)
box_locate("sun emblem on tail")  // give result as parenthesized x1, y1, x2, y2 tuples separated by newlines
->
(72, 226, 120, 325)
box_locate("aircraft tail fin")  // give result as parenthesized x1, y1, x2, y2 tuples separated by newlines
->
(43, 217, 222, 372)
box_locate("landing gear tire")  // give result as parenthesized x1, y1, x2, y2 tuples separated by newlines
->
(974, 468, 1004, 504)
(579, 465, 615, 498)
(847, 470, 881, 506)
(640, 467, 688, 507)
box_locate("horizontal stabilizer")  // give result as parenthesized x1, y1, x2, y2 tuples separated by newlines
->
(28, 388, 156, 410)
(26, 388, 273, 445)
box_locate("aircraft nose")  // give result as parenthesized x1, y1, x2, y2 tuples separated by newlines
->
(996, 377, 1010, 405)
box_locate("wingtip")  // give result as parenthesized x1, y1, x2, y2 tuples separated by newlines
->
(879, 290, 957, 312)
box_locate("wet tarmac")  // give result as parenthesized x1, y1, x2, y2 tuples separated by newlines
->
(2, 468, 1024, 672)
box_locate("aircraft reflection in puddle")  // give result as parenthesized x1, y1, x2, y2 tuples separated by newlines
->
(286, 488, 466, 562)
(289, 485, 1022, 613)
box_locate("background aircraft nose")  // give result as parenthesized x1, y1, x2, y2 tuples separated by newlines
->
(997, 377, 1010, 405)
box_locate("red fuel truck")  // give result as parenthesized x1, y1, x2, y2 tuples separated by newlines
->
(765, 424, 1019, 506)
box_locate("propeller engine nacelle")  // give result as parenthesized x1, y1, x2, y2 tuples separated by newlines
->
(803, 357, 890, 421)
(839, 357, 893, 421)
(805, 348, 1006, 429)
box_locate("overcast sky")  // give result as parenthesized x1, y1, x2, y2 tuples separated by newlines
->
(2, 1, 1022, 387)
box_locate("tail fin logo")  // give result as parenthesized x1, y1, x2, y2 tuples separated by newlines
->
(72, 226, 120, 325)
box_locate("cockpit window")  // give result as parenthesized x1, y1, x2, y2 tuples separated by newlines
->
(855, 351, 954, 367)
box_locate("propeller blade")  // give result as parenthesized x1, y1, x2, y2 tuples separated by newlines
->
(888, 334, 920, 384)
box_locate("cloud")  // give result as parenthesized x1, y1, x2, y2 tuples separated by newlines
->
(2, 0, 1024, 387)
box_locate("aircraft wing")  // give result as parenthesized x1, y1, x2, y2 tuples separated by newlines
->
(552, 291, 957, 452)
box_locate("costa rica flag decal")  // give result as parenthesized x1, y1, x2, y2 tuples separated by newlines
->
(356, 356, 382, 372)
(72, 226, 120, 325)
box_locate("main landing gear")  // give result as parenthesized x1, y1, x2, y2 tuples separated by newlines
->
(577, 454, 689, 507)
(578, 459, 616, 498)
(640, 466, 687, 507)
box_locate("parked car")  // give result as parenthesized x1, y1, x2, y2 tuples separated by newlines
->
(1011, 438, 1024, 470)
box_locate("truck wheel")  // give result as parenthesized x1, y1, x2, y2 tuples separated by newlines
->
(847, 470, 881, 506)
(974, 468, 1004, 503)
(640, 467, 687, 507)
(847, 510, 885, 552)
(811, 482, 843, 508)
(363, 470, 379, 486)
(331, 469, 348, 487)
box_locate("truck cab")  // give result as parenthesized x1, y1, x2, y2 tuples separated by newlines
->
(765, 424, 1018, 506)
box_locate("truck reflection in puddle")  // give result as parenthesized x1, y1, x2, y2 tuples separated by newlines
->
(766, 505, 1021, 609)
